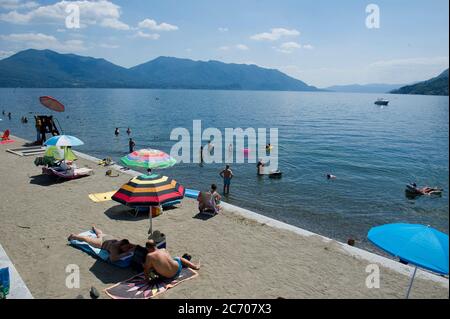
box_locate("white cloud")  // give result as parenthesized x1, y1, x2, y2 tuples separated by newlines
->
(0, 1, 130, 30)
(250, 28, 300, 41)
(0, 0, 38, 10)
(0, 50, 15, 59)
(138, 18, 178, 31)
(218, 27, 228, 32)
(99, 43, 119, 49)
(100, 17, 129, 30)
(0, 32, 86, 52)
(273, 42, 313, 53)
(219, 44, 249, 51)
(275, 41, 301, 53)
(235, 44, 249, 51)
(134, 31, 160, 40)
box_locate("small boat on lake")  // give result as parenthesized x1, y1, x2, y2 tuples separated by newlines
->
(374, 98, 389, 106)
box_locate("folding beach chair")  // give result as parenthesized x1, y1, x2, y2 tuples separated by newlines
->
(1, 129, 10, 141)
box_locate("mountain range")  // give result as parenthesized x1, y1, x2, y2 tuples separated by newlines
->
(325, 83, 406, 94)
(390, 69, 449, 96)
(0, 49, 319, 91)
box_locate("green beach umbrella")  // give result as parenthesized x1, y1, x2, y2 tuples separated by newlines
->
(45, 146, 77, 161)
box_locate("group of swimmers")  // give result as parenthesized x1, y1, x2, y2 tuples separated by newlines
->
(2, 111, 11, 119)
(68, 226, 200, 281)
(113, 127, 137, 153)
(114, 127, 132, 136)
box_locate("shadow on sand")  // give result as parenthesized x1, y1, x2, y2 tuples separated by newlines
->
(29, 174, 67, 186)
(192, 212, 216, 221)
(104, 205, 148, 221)
(89, 259, 138, 285)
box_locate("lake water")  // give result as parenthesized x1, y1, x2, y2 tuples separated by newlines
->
(1, 88, 448, 250)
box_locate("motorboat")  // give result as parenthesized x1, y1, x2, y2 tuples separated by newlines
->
(374, 98, 389, 106)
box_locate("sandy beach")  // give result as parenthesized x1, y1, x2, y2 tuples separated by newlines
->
(0, 135, 448, 299)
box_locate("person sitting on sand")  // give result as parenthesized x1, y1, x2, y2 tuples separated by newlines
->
(68, 226, 136, 262)
(197, 184, 221, 214)
(143, 240, 200, 281)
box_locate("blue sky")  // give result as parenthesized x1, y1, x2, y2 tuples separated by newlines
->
(0, 0, 448, 87)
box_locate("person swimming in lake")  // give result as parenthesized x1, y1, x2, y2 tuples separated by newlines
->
(219, 165, 234, 194)
(257, 159, 265, 176)
(68, 226, 136, 262)
(410, 183, 442, 195)
(327, 174, 336, 180)
(143, 240, 200, 281)
(200, 146, 204, 165)
(207, 140, 214, 154)
(128, 138, 136, 153)
(126, 127, 131, 135)
(114, 127, 119, 136)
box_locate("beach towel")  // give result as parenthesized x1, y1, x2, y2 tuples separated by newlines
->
(0, 139, 15, 145)
(69, 230, 132, 268)
(105, 268, 198, 299)
(185, 189, 200, 199)
(88, 191, 116, 203)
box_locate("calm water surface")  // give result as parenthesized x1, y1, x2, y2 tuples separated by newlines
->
(1, 88, 448, 250)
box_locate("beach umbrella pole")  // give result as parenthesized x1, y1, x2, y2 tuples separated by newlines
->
(148, 207, 153, 237)
(406, 266, 418, 299)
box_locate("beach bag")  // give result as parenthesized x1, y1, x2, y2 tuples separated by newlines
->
(130, 245, 148, 272)
(151, 206, 162, 218)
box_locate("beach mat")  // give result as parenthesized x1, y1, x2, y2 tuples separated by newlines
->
(0, 139, 15, 145)
(6, 146, 45, 156)
(88, 191, 116, 203)
(69, 230, 132, 268)
(105, 268, 198, 299)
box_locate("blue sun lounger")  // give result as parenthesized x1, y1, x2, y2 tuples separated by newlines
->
(185, 189, 200, 199)
(69, 230, 132, 268)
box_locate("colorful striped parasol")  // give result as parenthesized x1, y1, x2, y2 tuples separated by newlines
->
(112, 173, 185, 235)
(121, 148, 177, 170)
(39, 96, 65, 112)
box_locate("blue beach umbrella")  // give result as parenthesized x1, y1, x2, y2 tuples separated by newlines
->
(44, 135, 84, 161)
(44, 135, 84, 147)
(368, 223, 449, 298)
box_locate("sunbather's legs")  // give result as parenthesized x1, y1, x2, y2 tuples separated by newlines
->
(92, 225, 104, 238)
(68, 234, 103, 248)
(179, 257, 201, 270)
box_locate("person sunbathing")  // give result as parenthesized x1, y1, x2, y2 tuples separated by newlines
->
(68, 226, 136, 262)
(143, 240, 200, 281)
